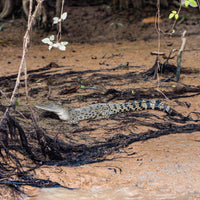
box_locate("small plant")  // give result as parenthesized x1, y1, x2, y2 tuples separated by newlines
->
(42, 12, 68, 51)
(169, 0, 198, 20)
(42, 34, 68, 51)
(52, 12, 67, 24)
(183, 0, 198, 7)
(168, 0, 198, 34)
(169, 10, 179, 20)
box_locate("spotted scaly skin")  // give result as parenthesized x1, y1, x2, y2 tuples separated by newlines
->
(36, 100, 172, 124)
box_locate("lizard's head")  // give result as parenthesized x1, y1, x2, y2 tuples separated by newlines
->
(57, 108, 70, 121)
(35, 104, 71, 121)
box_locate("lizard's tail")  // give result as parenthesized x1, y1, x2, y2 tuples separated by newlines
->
(128, 100, 188, 121)
(127, 100, 172, 114)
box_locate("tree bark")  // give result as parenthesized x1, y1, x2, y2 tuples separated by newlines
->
(0, 0, 14, 19)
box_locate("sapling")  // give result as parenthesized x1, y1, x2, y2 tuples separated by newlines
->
(42, 12, 68, 51)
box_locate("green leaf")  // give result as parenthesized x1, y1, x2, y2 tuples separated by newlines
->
(53, 17, 59, 24)
(49, 35, 55, 41)
(58, 44, 66, 51)
(61, 41, 68, 46)
(61, 12, 67, 20)
(52, 43, 59, 48)
(80, 85, 85, 88)
(48, 45, 53, 51)
(169, 10, 177, 19)
(184, 0, 190, 7)
(15, 100, 19, 105)
(41, 38, 52, 45)
(189, 0, 198, 7)
(175, 14, 179, 20)
(169, 13, 175, 19)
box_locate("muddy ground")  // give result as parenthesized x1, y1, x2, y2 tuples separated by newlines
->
(0, 4, 200, 200)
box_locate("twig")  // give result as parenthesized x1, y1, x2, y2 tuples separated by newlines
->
(176, 30, 187, 81)
(170, 3, 182, 34)
(163, 49, 177, 65)
(155, 88, 169, 99)
(56, 0, 65, 43)
(155, 0, 161, 85)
